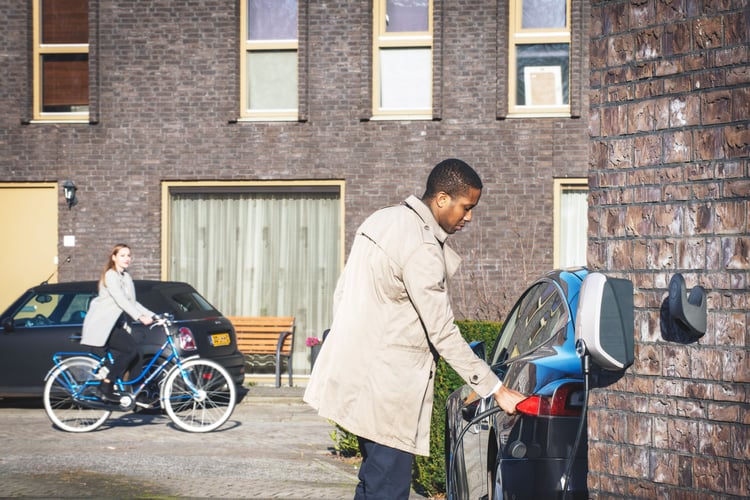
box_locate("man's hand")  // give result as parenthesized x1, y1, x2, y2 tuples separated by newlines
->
(493, 384, 525, 415)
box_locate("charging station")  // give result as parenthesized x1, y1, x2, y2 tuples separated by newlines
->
(574, 272, 634, 370)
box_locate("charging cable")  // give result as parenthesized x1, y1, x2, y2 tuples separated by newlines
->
(448, 352, 591, 500)
(448, 404, 505, 499)
(562, 349, 590, 500)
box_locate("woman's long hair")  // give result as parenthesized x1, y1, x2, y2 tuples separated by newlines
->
(100, 243, 130, 288)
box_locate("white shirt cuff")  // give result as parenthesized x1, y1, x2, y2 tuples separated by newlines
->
(483, 380, 503, 399)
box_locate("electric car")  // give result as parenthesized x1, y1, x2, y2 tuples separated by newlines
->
(445, 269, 589, 500)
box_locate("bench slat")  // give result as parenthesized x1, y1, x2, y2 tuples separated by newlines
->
(227, 316, 295, 388)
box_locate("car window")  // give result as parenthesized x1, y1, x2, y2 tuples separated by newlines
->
(12, 292, 95, 327)
(490, 281, 568, 367)
(60, 293, 95, 323)
(171, 292, 214, 312)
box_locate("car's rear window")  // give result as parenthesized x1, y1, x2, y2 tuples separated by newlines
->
(137, 284, 221, 320)
(171, 291, 214, 313)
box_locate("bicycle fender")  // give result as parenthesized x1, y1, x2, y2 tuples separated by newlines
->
(43, 354, 101, 381)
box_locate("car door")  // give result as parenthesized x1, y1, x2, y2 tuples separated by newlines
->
(481, 278, 571, 494)
(0, 291, 94, 396)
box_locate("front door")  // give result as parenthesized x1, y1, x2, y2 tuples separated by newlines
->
(0, 183, 58, 312)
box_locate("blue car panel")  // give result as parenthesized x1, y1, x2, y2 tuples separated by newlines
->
(446, 269, 589, 500)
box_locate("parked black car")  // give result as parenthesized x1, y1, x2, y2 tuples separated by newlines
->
(0, 280, 245, 398)
(445, 269, 589, 500)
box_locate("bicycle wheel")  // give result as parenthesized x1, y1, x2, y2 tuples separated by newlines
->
(43, 357, 111, 433)
(162, 358, 236, 433)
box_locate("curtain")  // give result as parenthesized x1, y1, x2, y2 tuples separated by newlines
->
(559, 188, 588, 268)
(169, 191, 340, 374)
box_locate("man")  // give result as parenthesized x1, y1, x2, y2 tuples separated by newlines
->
(304, 159, 525, 499)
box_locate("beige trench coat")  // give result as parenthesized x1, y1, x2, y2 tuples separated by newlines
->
(303, 195, 499, 456)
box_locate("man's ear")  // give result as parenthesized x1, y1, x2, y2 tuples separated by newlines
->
(435, 192, 451, 208)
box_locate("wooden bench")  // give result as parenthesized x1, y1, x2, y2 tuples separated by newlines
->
(227, 316, 295, 388)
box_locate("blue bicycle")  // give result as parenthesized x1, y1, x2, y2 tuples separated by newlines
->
(42, 314, 237, 433)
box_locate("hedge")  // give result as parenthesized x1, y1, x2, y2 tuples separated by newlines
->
(327, 320, 502, 497)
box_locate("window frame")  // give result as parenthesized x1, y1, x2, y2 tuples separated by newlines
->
(32, 0, 90, 123)
(371, 0, 434, 120)
(239, 0, 300, 122)
(507, 0, 572, 118)
(553, 178, 588, 268)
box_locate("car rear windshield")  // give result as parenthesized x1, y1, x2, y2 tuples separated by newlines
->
(138, 285, 221, 320)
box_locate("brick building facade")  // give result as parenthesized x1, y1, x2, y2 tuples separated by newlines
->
(587, 0, 748, 497)
(1, 0, 747, 496)
(1, 1, 591, 372)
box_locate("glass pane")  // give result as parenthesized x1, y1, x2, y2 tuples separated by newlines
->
(522, 0, 566, 29)
(386, 0, 429, 32)
(247, 51, 298, 110)
(247, 0, 297, 40)
(516, 43, 569, 106)
(560, 188, 588, 268)
(41, 53, 89, 112)
(42, 0, 88, 44)
(379, 48, 431, 110)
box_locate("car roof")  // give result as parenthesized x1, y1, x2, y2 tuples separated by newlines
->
(24, 280, 194, 294)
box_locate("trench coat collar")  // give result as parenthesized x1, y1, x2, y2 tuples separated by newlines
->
(404, 195, 449, 244)
(403, 195, 461, 277)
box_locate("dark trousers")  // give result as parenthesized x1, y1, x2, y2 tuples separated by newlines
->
(107, 328, 141, 383)
(354, 437, 414, 500)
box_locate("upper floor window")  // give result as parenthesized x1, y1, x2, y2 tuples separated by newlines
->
(508, 0, 570, 116)
(372, 0, 432, 119)
(33, 0, 89, 121)
(240, 0, 298, 121)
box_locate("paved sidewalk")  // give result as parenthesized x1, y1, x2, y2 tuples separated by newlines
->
(0, 385, 429, 499)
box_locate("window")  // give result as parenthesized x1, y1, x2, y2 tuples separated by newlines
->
(11, 292, 94, 327)
(553, 178, 588, 268)
(489, 280, 568, 370)
(162, 181, 344, 374)
(33, 0, 89, 121)
(372, 0, 432, 119)
(240, 0, 298, 120)
(508, 0, 571, 116)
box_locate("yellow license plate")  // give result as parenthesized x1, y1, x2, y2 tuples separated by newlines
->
(210, 333, 231, 347)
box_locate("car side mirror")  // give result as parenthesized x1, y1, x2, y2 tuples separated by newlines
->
(469, 341, 486, 362)
(1, 317, 14, 332)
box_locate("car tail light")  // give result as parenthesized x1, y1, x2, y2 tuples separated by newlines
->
(516, 383, 584, 417)
(177, 327, 197, 351)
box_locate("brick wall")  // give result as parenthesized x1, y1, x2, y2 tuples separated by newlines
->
(1, 0, 590, 322)
(588, 0, 749, 497)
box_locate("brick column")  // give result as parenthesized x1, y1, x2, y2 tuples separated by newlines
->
(587, 1, 749, 498)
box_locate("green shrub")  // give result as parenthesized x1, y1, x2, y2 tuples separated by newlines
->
(325, 320, 501, 497)
(413, 320, 501, 497)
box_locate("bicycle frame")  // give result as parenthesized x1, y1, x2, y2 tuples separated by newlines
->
(45, 318, 200, 408)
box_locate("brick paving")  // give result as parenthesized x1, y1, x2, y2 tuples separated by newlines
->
(0, 386, 428, 499)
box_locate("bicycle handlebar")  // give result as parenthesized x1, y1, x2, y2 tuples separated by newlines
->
(149, 313, 174, 328)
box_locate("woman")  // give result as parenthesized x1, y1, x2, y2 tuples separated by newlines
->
(81, 243, 156, 403)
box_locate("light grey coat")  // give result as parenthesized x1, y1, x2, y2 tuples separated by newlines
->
(80, 269, 154, 347)
(303, 195, 500, 456)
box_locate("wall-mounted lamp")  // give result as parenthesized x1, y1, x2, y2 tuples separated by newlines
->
(62, 180, 78, 209)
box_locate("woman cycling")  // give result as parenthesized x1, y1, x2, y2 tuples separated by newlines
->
(81, 243, 157, 404)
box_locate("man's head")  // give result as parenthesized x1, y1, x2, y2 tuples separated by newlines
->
(422, 158, 482, 234)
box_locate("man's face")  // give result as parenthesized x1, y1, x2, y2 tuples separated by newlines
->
(434, 187, 481, 234)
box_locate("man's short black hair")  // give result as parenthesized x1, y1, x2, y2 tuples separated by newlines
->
(422, 158, 483, 200)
